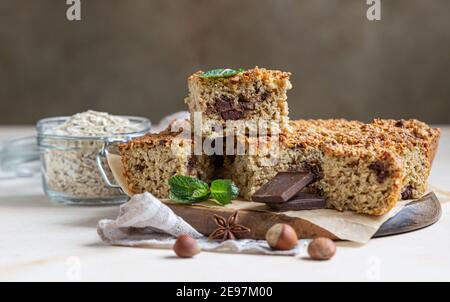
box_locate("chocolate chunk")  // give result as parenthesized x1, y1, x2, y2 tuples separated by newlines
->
(205, 106, 217, 116)
(293, 142, 307, 149)
(215, 97, 233, 112)
(213, 155, 224, 169)
(221, 109, 245, 121)
(187, 156, 197, 174)
(158, 139, 167, 145)
(226, 155, 236, 164)
(252, 172, 316, 203)
(267, 193, 326, 211)
(401, 185, 414, 200)
(238, 93, 250, 102)
(369, 161, 390, 183)
(213, 93, 259, 120)
(239, 93, 259, 104)
(240, 102, 255, 110)
(304, 163, 323, 179)
(134, 164, 146, 172)
(260, 91, 271, 101)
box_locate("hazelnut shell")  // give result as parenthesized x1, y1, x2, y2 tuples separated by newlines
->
(173, 235, 201, 258)
(307, 237, 336, 260)
(265, 223, 298, 250)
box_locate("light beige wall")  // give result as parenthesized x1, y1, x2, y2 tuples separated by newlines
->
(1, 0, 449, 124)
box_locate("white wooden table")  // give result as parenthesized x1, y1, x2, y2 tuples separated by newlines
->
(0, 126, 449, 282)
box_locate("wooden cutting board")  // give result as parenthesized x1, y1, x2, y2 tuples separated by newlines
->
(165, 192, 441, 241)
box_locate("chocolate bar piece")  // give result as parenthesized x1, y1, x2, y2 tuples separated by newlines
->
(267, 193, 326, 211)
(251, 172, 315, 203)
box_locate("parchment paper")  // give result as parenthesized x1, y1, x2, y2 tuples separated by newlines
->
(105, 153, 409, 244)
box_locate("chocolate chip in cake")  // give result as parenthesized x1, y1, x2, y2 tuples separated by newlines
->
(252, 172, 316, 203)
(238, 93, 250, 103)
(395, 119, 406, 128)
(369, 161, 391, 183)
(187, 156, 197, 174)
(158, 139, 167, 145)
(401, 185, 414, 200)
(240, 102, 255, 110)
(213, 94, 249, 120)
(134, 164, 146, 172)
(226, 155, 236, 164)
(260, 91, 271, 101)
(212, 155, 224, 169)
(253, 84, 260, 94)
(214, 95, 234, 111)
(304, 162, 323, 179)
(221, 109, 245, 121)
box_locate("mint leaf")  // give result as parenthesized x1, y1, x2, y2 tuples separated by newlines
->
(210, 179, 239, 206)
(168, 175, 210, 202)
(169, 191, 203, 204)
(168, 175, 239, 205)
(200, 68, 245, 79)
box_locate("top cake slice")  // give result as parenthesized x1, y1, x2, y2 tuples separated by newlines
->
(185, 67, 292, 137)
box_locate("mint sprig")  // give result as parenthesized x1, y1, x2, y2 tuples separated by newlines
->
(168, 175, 239, 206)
(168, 175, 210, 203)
(200, 68, 245, 79)
(210, 179, 239, 206)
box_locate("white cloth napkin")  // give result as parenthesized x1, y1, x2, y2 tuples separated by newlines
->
(98, 192, 306, 256)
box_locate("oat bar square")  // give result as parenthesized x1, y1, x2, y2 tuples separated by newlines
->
(185, 67, 292, 137)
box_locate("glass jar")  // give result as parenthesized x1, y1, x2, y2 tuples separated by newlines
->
(0, 136, 41, 178)
(0, 115, 150, 205)
(36, 116, 150, 205)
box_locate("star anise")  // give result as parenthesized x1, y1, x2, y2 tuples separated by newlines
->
(208, 211, 251, 241)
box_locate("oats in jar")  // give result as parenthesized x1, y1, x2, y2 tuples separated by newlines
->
(37, 110, 150, 204)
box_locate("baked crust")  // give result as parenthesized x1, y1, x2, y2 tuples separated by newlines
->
(302, 119, 438, 195)
(119, 129, 188, 150)
(188, 67, 291, 87)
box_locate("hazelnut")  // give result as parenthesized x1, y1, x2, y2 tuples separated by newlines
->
(173, 235, 201, 258)
(265, 223, 298, 250)
(307, 237, 336, 260)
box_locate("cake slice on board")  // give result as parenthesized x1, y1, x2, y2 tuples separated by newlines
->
(225, 119, 440, 215)
(119, 129, 214, 199)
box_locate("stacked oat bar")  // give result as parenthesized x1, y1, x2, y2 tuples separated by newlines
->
(185, 67, 292, 137)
